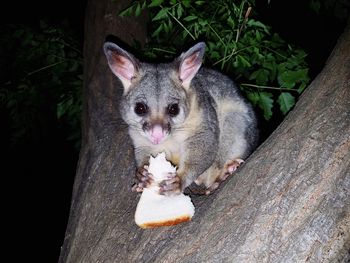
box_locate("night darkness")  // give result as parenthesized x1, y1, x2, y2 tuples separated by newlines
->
(1, 0, 347, 262)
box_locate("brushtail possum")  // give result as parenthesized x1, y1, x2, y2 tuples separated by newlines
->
(104, 42, 258, 195)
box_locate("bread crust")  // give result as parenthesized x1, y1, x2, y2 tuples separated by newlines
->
(138, 215, 191, 229)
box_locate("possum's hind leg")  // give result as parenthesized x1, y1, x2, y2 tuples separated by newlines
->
(192, 158, 244, 195)
(204, 158, 244, 195)
(193, 104, 257, 195)
(202, 109, 251, 194)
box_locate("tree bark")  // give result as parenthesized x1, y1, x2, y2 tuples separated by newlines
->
(59, 1, 350, 261)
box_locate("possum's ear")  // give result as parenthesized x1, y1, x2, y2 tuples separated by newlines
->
(177, 42, 206, 89)
(103, 42, 140, 93)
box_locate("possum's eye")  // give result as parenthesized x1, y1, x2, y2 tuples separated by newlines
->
(134, 102, 148, 116)
(167, 103, 180, 117)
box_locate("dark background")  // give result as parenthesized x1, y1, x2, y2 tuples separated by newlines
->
(1, 0, 347, 262)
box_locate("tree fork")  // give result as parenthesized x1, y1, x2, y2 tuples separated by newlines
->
(59, 0, 350, 261)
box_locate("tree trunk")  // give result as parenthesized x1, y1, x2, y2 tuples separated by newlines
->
(59, 0, 350, 261)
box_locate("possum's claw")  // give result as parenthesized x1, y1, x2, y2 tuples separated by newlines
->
(226, 158, 244, 174)
(132, 165, 154, 192)
(159, 172, 182, 196)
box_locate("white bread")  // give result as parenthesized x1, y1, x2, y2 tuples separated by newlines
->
(135, 152, 195, 228)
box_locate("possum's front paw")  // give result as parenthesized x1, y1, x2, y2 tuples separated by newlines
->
(132, 165, 154, 193)
(159, 173, 182, 196)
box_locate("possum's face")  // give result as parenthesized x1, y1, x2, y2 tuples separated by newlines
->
(120, 64, 190, 145)
(103, 42, 205, 145)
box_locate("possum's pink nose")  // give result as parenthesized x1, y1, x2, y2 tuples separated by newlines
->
(150, 125, 166, 145)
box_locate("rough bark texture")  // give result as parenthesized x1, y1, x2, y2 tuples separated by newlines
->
(59, 1, 350, 261)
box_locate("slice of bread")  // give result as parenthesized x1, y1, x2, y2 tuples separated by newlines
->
(134, 152, 195, 228)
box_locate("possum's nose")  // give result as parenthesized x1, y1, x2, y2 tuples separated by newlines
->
(142, 122, 171, 144)
(150, 124, 167, 145)
(142, 121, 171, 145)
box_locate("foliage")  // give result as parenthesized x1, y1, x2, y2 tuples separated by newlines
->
(119, 0, 310, 120)
(0, 21, 82, 149)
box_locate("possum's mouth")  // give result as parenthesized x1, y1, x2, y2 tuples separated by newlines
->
(147, 124, 169, 145)
(142, 121, 171, 145)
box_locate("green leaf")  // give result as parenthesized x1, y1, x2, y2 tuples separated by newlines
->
(182, 0, 191, 8)
(277, 92, 295, 115)
(249, 69, 269, 85)
(167, 19, 173, 32)
(247, 19, 270, 34)
(148, 0, 164, 7)
(198, 18, 208, 27)
(237, 55, 251, 68)
(246, 91, 260, 106)
(195, 1, 205, 5)
(135, 3, 142, 17)
(255, 30, 262, 41)
(57, 101, 66, 119)
(258, 92, 274, 120)
(152, 8, 169, 21)
(184, 15, 197, 22)
(176, 4, 183, 18)
(262, 61, 277, 80)
(151, 23, 163, 37)
(163, 21, 170, 34)
(227, 16, 235, 28)
(119, 5, 134, 17)
(297, 82, 307, 93)
(278, 69, 308, 88)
